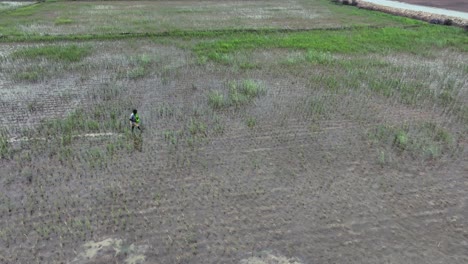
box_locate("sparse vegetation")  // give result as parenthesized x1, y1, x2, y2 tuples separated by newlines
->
(54, 17, 73, 25)
(246, 116, 257, 128)
(208, 90, 226, 109)
(369, 122, 457, 160)
(208, 80, 266, 110)
(0, 0, 466, 263)
(13, 67, 45, 82)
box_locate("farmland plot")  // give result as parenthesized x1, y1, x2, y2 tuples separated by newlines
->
(0, 1, 467, 263)
(0, 0, 420, 37)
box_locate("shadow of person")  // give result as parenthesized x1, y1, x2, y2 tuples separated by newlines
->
(133, 134, 143, 152)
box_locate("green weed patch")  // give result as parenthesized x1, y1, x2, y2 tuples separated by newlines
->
(12, 67, 46, 82)
(12, 44, 91, 62)
(54, 17, 73, 25)
(369, 122, 456, 160)
(208, 80, 266, 110)
(208, 91, 225, 110)
(41, 110, 101, 141)
(195, 26, 467, 60)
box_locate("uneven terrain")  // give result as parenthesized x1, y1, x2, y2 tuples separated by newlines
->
(0, 1, 467, 263)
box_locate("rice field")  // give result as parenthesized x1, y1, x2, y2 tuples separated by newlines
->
(0, 1, 467, 263)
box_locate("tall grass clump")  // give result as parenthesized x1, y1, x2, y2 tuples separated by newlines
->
(241, 80, 265, 98)
(12, 44, 90, 62)
(228, 80, 266, 108)
(208, 90, 226, 109)
(208, 80, 266, 110)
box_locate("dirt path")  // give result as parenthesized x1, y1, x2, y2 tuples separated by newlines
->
(356, 0, 468, 26)
(395, 0, 468, 13)
(360, 0, 468, 19)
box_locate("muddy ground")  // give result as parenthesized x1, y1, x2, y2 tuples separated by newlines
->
(0, 1, 467, 263)
(1, 41, 467, 263)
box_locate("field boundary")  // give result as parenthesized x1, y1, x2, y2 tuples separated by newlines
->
(0, 24, 422, 43)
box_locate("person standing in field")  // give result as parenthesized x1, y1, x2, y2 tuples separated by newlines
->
(129, 109, 141, 133)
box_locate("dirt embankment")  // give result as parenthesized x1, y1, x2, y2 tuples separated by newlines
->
(335, 0, 468, 27)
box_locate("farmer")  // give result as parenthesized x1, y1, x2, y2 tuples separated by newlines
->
(129, 109, 141, 133)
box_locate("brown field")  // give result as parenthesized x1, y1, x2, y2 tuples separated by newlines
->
(0, 1, 467, 264)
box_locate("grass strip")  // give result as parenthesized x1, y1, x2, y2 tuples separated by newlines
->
(11, 44, 90, 62)
(194, 25, 468, 57)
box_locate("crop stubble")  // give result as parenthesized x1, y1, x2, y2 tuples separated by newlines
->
(0, 1, 467, 263)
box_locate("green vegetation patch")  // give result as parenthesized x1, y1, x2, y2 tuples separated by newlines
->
(11, 44, 91, 62)
(195, 26, 467, 61)
(41, 110, 102, 145)
(36, 85, 131, 142)
(54, 17, 74, 25)
(24, 85, 135, 167)
(0, 0, 422, 40)
(369, 122, 456, 160)
(208, 80, 266, 110)
(12, 66, 46, 83)
(331, 58, 468, 122)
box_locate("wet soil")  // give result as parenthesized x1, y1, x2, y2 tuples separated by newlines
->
(0, 13, 467, 264)
(1, 56, 467, 263)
